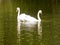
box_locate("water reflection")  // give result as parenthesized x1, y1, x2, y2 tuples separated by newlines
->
(17, 20, 42, 45)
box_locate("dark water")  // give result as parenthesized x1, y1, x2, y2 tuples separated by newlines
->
(0, 0, 60, 45)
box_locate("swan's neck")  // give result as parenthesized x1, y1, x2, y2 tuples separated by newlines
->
(18, 10, 20, 16)
(37, 12, 40, 21)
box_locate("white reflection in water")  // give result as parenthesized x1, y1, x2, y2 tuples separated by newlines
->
(20, 21, 38, 31)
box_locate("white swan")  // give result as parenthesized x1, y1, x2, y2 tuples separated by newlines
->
(16, 7, 42, 34)
(16, 7, 42, 22)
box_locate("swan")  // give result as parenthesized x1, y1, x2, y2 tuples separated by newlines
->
(16, 7, 42, 35)
(16, 7, 42, 22)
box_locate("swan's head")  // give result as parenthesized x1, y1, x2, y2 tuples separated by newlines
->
(38, 10, 42, 14)
(16, 7, 20, 12)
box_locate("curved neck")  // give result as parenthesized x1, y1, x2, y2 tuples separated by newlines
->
(37, 12, 40, 21)
(18, 10, 20, 16)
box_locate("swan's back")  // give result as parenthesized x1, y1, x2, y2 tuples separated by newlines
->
(24, 15, 37, 22)
(18, 13, 38, 22)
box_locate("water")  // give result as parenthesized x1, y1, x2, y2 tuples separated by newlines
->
(0, 0, 60, 45)
(17, 20, 42, 45)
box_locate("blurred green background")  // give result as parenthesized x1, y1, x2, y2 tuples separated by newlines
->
(0, 0, 60, 45)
